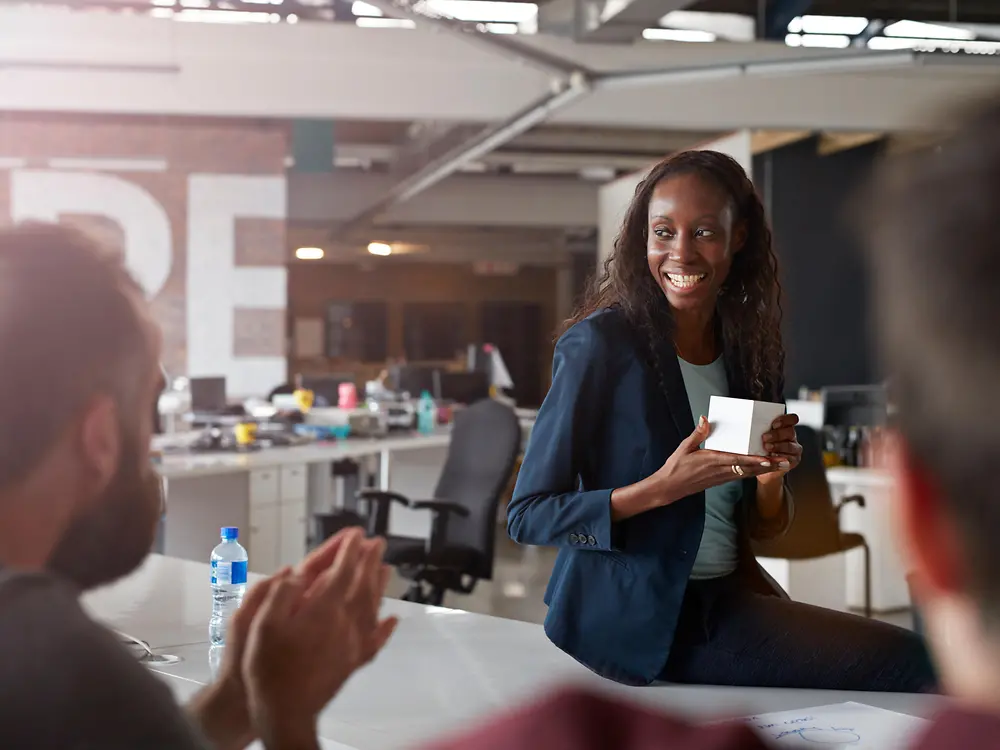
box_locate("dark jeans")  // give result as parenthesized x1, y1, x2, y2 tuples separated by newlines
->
(659, 573, 937, 692)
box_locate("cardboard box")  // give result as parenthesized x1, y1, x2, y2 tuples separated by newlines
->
(704, 396, 786, 457)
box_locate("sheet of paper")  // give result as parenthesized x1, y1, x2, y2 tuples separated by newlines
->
(743, 702, 928, 749)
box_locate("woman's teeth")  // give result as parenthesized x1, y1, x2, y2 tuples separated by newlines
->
(666, 273, 707, 289)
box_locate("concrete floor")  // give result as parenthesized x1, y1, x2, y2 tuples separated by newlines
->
(385, 522, 916, 631)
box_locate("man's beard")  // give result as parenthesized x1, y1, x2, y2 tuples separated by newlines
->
(47, 438, 163, 590)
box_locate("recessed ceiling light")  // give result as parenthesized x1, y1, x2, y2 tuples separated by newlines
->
(295, 247, 325, 260)
(368, 242, 392, 256)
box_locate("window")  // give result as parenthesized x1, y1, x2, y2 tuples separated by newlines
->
(325, 301, 387, 362)
(403, 302, 467, 361)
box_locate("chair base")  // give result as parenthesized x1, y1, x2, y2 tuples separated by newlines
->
(401, 581, 446, 607)
(398, 567, 479, 608)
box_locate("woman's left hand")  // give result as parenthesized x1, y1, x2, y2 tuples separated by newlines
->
(757, 413, 802, 486)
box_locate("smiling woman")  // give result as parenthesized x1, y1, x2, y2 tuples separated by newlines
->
(506, 150, 936, 692)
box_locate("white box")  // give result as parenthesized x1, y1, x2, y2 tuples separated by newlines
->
(704, 396, 786, 457)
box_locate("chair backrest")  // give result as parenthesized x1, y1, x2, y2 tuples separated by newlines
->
(751, 425, 844, 560)
(433, 399, 521, 580)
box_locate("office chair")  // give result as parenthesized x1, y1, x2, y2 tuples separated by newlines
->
(356, 399, 521, 606)
(751, 425, 872, 618)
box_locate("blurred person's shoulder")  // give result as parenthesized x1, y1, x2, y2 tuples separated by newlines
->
(422, 686, 770, 750)
(0, 567, 210, 749)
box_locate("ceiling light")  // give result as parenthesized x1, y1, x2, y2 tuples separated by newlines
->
(356, 16, 415, 28)
(367, 242, 392, 256)
(421, 0, 537, 24)
(798, 33, 851, 49)
(351, 0, 381, 16)
(483, 22, 518, 34)
(792, 15, 869, 36)
(884, 20, 974, 40)
(295, 247, 325, 260)
(643, 28, 716, 42)
(867, 37, 921, 51)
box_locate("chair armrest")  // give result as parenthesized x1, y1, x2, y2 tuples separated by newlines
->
(356, 490, 412, 537)
(408, 501, 469, 558)
(357, 489, 411, 507)
(835, 494, 866, 515)
(409, 500, 470, 518)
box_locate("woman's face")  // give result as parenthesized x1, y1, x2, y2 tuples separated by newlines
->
(646, 172, 746, 314)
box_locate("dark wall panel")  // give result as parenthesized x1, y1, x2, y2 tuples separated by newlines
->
(754, 137, 883, 396)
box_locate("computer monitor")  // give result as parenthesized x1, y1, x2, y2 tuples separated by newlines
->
(821, 385, 887, 428)
(394, 365, 440, 399)
(190, 376, 227, 413)
(439, 371, 490, 405)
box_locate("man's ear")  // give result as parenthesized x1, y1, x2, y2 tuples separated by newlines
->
(886, 430, 963, 598)
(77, 395, 120, 498)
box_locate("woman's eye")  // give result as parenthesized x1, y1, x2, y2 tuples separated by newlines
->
(695, 228, 715, 238)
(653, 227, 673, 239)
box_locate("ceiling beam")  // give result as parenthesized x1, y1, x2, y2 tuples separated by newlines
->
(335, 80, 590, 236)
(538, 0, 693, 43)
(817, 131, 884, 155)
(751, 129, 813, 154)
(358, 0, 588, 78)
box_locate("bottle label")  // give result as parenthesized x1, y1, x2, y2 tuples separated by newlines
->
(230, 560, 248, 585)
(211, 560, 230, 585)
(211, 560, 247, 585)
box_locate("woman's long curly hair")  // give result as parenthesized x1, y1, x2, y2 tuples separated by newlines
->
(568, 150, 784, 399)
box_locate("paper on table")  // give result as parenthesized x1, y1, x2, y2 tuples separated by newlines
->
(743, 702, 928, 749)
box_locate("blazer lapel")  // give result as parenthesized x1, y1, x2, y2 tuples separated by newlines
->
(648, 334, 695, 441)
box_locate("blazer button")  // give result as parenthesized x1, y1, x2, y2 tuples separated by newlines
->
(569, 533, 579, 544)
(587, 535, 597, 546)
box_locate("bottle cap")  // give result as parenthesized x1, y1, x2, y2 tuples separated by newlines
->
(221, 526, 239, 541)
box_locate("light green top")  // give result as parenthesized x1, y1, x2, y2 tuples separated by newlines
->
(677, 356, 741, 580)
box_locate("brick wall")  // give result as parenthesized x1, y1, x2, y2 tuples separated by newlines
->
(0, 113, 288, 391)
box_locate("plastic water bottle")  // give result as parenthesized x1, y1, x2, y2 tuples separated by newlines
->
(417, 390, 436, 435)
(209, 527, 248, 646)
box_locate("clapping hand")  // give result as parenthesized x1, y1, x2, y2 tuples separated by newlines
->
(243, 528, 398, 748)
(199, 528, 397, 750)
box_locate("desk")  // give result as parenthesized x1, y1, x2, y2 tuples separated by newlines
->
(156, 432, 451, 575)
(85, 555, 940, 750)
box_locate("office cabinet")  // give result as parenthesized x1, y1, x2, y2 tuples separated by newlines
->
(279, 498, 308, 568)
(280, 465, 307, 501)
(249, 502, 280, 574)
(249, 469, 279, 507)
(246, 465, 310, 574)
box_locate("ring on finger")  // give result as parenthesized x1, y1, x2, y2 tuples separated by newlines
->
(731, 464, 744, 477)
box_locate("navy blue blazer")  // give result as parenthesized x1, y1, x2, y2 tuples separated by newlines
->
(508, 308, 794, 686)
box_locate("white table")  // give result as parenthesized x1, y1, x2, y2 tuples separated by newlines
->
(84, 555, 940, 750)
(155, 432, 451, 575)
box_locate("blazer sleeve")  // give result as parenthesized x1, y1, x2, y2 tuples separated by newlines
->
(744, 480, 795, 541)
(506, 321, 619, 551)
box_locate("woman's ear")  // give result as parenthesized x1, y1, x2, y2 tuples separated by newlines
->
(732, 221, 749, 254)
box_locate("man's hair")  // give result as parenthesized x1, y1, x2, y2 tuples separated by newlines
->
(0, 223, 150, 490)
(865, 95, 1000, 627)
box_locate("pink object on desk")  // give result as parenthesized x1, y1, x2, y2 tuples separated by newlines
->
(338, 382, 358, 409)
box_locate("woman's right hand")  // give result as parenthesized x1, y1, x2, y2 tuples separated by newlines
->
(651, 416, 774, 503)
(610, 416, 775, 521)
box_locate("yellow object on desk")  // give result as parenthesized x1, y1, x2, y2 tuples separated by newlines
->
(234, 422, 258, 446)
(293, 388, 315, 413)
